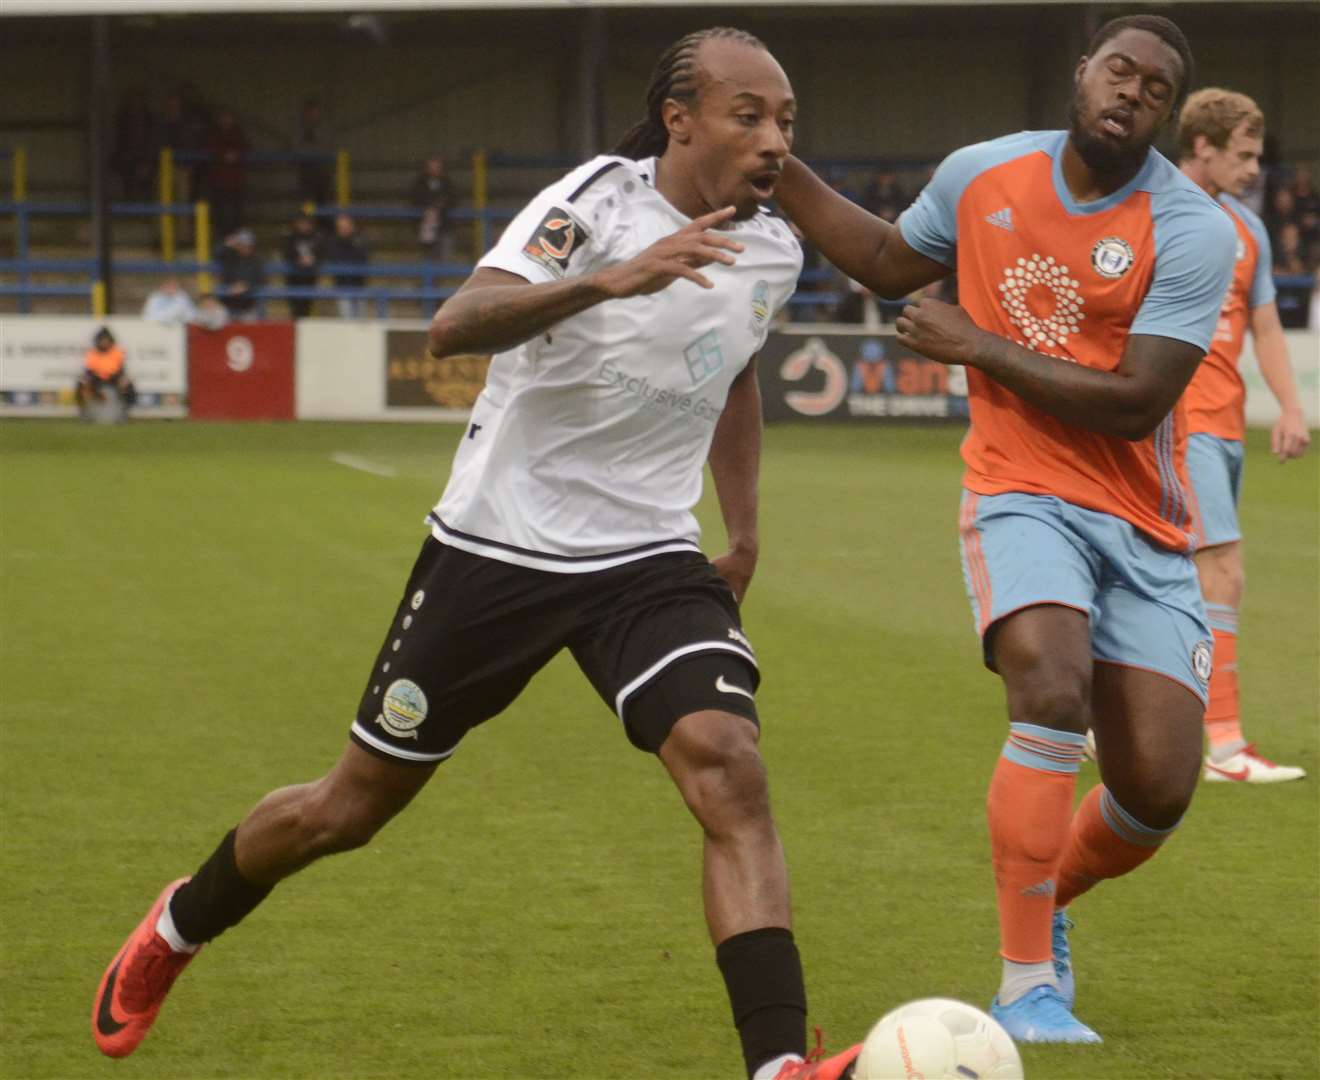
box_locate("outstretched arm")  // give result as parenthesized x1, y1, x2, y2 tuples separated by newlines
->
(706, 358, 761, 603)
(428, 268, 612, 358)
(895, 297, 1203, 440)
(773, 156, 950, 300)
(428, 206, 744, 358)
(1249, 301, 1310, 461)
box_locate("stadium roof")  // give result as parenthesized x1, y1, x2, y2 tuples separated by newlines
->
(0, 0, 1255, 13)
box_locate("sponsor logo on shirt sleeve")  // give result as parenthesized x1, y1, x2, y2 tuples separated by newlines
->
(522, 206, 589, 278)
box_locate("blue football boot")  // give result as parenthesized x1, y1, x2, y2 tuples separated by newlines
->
(990, 985, 1102, 1044)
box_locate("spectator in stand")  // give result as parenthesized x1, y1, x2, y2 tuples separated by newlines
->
(832, 272, 882, 327)
(142, 276, 198, 324)
(863, 170, 906, 223)
(218, 228, 265, 321)
(294, 98, 333, 208)
(193, 293, 230, 332)
(206, 110, 250, 242)
(1291, 169, 1320, 268)
(1272, 221, 1313, 330)
(824, 169, 859, 206)
(325, 212, 370, 318)
(1274, 221, 1308, 276)
(162, 84, 213, 204)
(113, 87, 158, 201)
(1266, 186, 1298, 251)
(1290, 165, 1320, 222)
(281, 212, 324, 319)
(410, 154, 456, 263)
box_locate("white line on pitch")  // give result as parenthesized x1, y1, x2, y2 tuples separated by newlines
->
(330, 452, 397, 478)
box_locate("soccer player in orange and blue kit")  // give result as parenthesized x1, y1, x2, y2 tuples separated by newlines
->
(1176, 88, 1311, 783)
(776, 15, 1236, 1043)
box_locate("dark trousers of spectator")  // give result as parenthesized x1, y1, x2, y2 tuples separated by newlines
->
(287, 274, 317, 318)
(297, 165, 331, 208)
(213, 193, 245, 243)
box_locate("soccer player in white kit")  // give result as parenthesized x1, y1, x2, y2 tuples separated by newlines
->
(93, 28, 860, 1080)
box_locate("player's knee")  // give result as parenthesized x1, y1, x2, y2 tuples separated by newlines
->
(717, 738, 771, 817)
(1146, 787, 1193, 831)
(1117, 783, 1193, 833)
(1012, 676, 1090, 733)
(1106, 755, 1198, 831)
(671, 719, 770, 834)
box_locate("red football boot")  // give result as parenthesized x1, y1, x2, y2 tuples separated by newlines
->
(773, 1029, 863, 1079)
(92, 878, 199, 1057)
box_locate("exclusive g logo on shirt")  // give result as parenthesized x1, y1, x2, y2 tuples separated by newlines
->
(522, 206, 588, 278)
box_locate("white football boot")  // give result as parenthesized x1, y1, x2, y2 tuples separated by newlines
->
(1203, 744, 1306, 784)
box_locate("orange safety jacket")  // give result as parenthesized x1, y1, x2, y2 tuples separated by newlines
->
(84, 345, 126, 380)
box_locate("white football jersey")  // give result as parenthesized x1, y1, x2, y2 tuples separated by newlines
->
(430, 155, 803, 573)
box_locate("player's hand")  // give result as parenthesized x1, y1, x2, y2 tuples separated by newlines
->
(594, 206, 744, 298)
(711, 544, 757, 605)
(1271, 407, 1310, 462)
(895, 297, 986, 366)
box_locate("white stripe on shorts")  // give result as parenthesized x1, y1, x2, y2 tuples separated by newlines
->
(351, 720, 459, 764)
(613, 641, 758, 720)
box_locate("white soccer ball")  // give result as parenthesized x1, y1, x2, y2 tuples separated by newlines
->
(853, 998, 1024, 1079)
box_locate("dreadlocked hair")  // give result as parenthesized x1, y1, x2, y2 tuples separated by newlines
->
(1086, 14, 1195, 118)
(613, 27, 766, 160)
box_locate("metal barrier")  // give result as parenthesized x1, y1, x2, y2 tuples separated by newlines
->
(0, 199, 212, 313)
(1, 147, 26, 201)
(3, 190, 1316, 323)
(0, 198, 520, 312)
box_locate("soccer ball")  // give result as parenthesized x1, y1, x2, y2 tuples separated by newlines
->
(852, 998, 1024, 1079)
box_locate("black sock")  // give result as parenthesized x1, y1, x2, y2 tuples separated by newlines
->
(716, 926, 808, 1079)
(168, 829, 273, 945)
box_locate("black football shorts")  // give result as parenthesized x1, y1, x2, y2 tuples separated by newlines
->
(350, 538, 760, 765)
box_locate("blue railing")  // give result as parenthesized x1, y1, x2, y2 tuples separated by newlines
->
(0, 199, 518, 314)
(2, 199, 1316, 321)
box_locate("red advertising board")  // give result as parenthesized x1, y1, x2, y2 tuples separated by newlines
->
(187, 322, 295, 420)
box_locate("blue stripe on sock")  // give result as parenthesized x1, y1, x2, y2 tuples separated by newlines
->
(1009, 723, 1088, 746)
(1003, 723, 1087, 773)
(1003, 743, 1081, 773)
(1099, 788, 1178, 848)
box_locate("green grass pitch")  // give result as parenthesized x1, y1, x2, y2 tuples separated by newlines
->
(2, 419, 1316, 1079)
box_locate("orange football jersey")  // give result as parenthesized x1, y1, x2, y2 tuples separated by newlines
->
(900, 131, 1236, 552)
(1182, 192, 1275, 440)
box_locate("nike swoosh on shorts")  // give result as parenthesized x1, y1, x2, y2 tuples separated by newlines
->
(715, 674, 754, 701)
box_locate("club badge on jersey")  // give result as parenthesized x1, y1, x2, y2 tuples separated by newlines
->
(522, 206, 588, 278)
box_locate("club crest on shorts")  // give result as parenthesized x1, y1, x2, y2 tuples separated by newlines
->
(1091, 236, 1134, 279)
(377, 679, 428, 740)
(522, 206, 588, 279)
(1192, 640, 1213, 684)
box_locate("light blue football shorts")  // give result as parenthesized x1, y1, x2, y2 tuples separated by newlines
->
(1186, 433, 1245, 548)
(958, 490, 1212, 702)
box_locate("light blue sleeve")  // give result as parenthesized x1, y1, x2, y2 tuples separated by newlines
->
(896, 150, 967, 268)
(1238, 202, 1277, 309)
(1130, 193, 1237, 351)
(897, 132, 1057, 268)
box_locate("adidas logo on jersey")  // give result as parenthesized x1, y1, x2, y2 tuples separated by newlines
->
(985, 207, 1014, 231)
